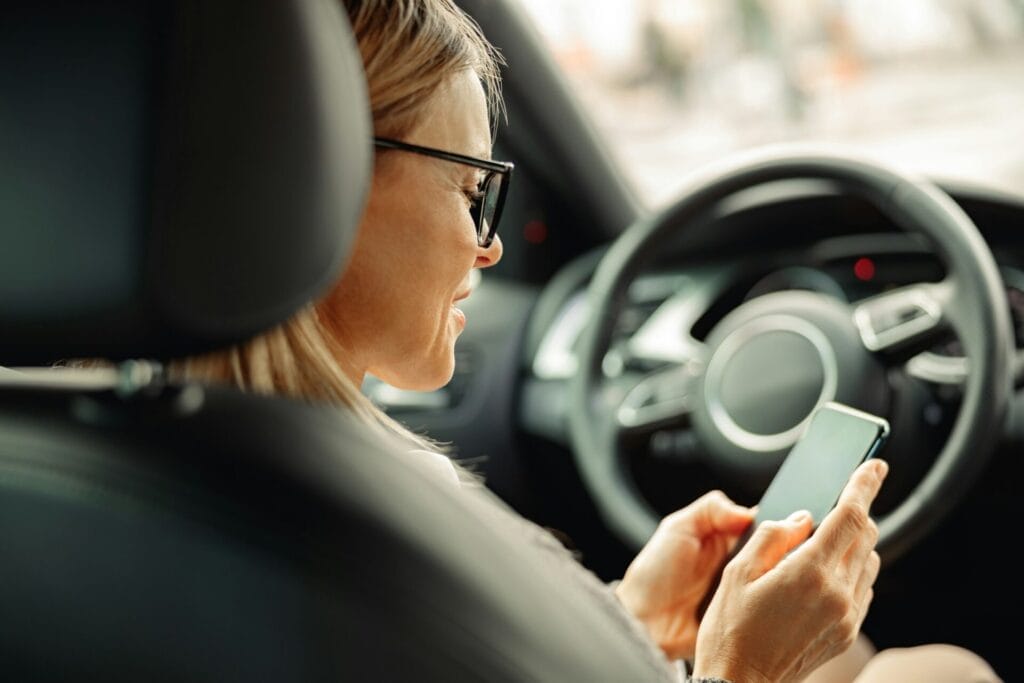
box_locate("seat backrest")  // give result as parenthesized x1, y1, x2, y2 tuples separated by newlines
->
(0, 2, 668, 681)
(0, 0, 369, 365)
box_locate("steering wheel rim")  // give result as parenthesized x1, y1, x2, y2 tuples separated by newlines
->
(567, 147, 1013, 562)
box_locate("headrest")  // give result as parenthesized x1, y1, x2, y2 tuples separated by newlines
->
(0, 0, 371, 365)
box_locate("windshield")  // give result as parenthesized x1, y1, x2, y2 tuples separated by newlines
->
(517, 0, 1024, 206)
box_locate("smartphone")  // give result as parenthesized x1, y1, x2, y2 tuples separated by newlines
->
(751, 401, 889, 529)
(696, 401, 889, 618)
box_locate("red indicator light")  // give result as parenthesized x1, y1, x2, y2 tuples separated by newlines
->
(523, 219, 548, 244)
(854, 257, 875, 281)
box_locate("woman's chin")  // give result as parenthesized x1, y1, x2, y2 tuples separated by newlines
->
(374, 353, 455, 393)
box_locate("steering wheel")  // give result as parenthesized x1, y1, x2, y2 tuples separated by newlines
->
(567, 149, 1013, 562)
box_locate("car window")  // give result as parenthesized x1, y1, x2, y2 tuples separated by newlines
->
(517, 0, 1024, 206)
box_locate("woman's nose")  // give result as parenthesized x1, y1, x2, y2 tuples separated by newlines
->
(475, 233, 503, 269)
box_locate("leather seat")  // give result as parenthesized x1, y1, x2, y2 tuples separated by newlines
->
(0, 2, 663, 681)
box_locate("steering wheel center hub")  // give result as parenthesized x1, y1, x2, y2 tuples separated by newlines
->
(706, 315, 836, 452)
(691, 290, 889, 482)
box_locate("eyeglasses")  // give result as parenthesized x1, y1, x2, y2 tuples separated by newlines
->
(373, 137, 513, 248)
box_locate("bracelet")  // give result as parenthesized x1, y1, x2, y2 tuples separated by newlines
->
(691, 678, 733, 683)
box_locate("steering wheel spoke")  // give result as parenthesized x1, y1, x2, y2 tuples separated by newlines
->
(615, 361, 702, 432)
(905, 350, 968, 385)
(855, 278, 984, 386)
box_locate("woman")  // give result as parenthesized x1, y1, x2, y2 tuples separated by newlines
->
(171, 1, 1001, 681)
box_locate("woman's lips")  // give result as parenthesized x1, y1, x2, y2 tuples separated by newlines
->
(451, 289, 471, 328)
(450, 304, 467, 327)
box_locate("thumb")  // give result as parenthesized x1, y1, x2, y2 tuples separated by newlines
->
(688, 490, 756, 538)
(738, 510, 813, 579)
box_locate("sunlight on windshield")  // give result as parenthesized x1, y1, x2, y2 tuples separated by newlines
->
(517, 0, 1024, 205)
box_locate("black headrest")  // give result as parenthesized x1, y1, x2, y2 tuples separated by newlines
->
(0, 0, 371, 365)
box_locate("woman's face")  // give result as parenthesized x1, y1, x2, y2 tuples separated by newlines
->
(323, 70, 503, 391)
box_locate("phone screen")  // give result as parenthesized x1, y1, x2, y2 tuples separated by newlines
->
(696, 402, 888, 618)
(754, 402, 889, 527)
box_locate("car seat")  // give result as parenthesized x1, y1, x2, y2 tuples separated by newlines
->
(0, 2, 667, 681)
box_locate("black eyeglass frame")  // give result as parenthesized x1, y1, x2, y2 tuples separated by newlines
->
(373, 137, 514, 248)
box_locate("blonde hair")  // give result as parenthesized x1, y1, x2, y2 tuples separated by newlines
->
(170, 304, 428, 447)
(345, 0, 504, 138)
(168, 0, 504, 450)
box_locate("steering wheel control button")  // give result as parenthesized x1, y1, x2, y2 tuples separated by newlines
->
(649, 429, 700, 462)
(704, 314, 837, 452)
(617, 364, 696, 430)
(853, 286, 943, 352)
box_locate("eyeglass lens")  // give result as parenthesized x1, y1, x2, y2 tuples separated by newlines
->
(471, 172, 504, 247)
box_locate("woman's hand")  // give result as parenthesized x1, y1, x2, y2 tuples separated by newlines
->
(691, 459, 888, 683)
(615, 490, 755, 660)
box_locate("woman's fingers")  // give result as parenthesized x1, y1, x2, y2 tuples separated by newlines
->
(840, 511, 879, 580)
(738, 510, 813, 578)
(825, 549, 879, 662)
(854, 586, 875, 637)
(698, 491, 756, 536)
(692, 461, 889, 683)
(665, 490, 755, 538)
(812, 460, 888, 563)
(853, 551, 880, 609)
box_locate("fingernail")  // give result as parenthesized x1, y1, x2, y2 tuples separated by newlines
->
(788, 510, 811, 523)
(875, 460, 889, 479)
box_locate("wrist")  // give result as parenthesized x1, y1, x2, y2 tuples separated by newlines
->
(691, 670, 765, 683)
(692, 654, 770, 683)
(612, 578, 657, 633)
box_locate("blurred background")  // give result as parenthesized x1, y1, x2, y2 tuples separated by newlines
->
(517, 0, 1024, 206)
